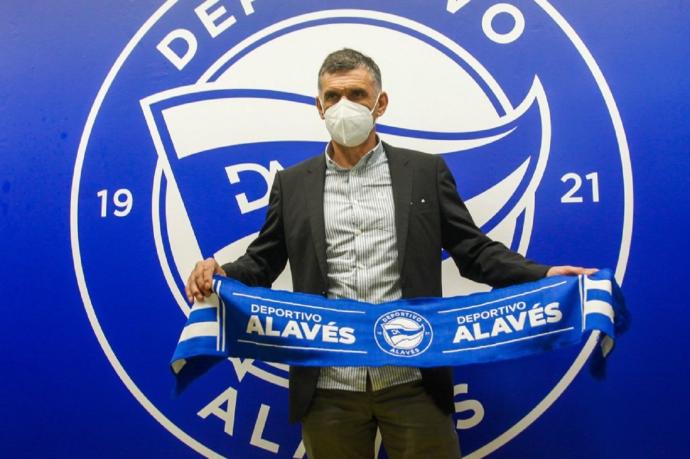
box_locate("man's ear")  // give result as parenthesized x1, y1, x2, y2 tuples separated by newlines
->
(315, 96, 325, 120)
(374, 91, 389, 118)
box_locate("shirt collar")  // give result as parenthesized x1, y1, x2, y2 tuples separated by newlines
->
(325, 138, 384, 172)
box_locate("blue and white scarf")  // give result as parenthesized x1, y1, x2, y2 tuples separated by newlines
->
(171, 269, 626, 391)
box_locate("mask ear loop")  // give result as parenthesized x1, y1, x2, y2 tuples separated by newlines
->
(318, 97, 326, 118)
(370, 92, 382, 115)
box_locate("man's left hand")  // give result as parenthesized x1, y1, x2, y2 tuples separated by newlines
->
(546, 265, 598, 277)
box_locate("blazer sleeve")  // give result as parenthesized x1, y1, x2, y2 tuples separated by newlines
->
(436, 156, 550, 288)
(220, 171, 288, 287)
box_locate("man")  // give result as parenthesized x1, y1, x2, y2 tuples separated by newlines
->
(186, 48, 594, 459)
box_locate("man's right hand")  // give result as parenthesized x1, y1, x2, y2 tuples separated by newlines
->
(185, 258, 226, 304)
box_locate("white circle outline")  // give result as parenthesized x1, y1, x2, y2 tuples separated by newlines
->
(482, 3, 526, 45)
(151, 10, 552, 390)
(374, 310, 433, 357)
(69, 3, 633, 458)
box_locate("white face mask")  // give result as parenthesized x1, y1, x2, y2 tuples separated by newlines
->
(321, 93, 380, 147)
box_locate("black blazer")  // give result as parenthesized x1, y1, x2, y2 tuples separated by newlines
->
(222, 142, 550, 423)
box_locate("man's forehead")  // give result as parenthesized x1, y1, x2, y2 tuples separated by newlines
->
(319, 67, 375, 90)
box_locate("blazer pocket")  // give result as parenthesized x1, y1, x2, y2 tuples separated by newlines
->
(410, 197, 437, 215)
(410, 199, 440, 241)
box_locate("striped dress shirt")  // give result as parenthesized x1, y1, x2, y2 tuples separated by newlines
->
(316, 139, 422, 391)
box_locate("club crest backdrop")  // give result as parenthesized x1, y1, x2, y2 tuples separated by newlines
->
(2, 1, 689, 458)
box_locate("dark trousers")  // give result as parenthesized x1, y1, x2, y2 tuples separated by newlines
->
(301, 381, 461, 459)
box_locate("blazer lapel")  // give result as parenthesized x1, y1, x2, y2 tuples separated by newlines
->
(304, 155, 328, 285)
(384, 143, 413, 275)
